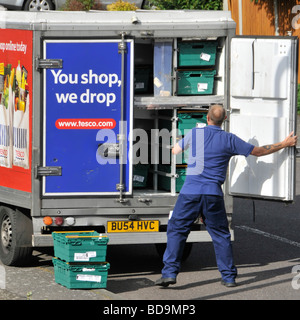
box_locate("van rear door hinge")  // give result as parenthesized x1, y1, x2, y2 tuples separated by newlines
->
(36, 58, 63, 70)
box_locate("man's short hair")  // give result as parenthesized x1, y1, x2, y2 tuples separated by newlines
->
(208, 104, 226, 126)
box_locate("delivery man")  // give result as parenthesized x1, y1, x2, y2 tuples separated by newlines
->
(155, 104, 297, 287)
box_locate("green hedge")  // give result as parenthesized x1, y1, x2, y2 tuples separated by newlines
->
(147, 0, 222, 10)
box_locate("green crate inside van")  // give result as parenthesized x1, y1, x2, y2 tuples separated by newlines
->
(178, 41, 218, 67)
(177, 111, 207, 134)
(133, 164, 149, 187)
(177, 70, 216, 95)
(134, 67, 151, 93)
(158, 165, 186, 192)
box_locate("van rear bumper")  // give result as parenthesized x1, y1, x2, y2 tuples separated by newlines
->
(32, 230, 234, 246)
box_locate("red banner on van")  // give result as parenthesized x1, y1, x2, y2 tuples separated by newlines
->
(0, 29, 33, 192)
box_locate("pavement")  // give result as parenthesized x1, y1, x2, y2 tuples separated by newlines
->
(0, 289, 23, 300)
(0, 254, 124, 300)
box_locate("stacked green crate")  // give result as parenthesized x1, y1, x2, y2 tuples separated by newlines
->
(177, 111, 207, 134)
(177, 70, 216, 95)
(177, 40, 218, 96)
(133, 164, 149, 187)
(52, 258, 110, 289)
(134, 67, 151, 94)
(178, 41, 218, 67)
(158, 164, 187, 193)
(157, 111, 207, 192)
(52, 231, 110, 289)
(178, 111, 207, 164)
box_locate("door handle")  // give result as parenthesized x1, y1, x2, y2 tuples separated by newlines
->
(98, 143, 120, 158)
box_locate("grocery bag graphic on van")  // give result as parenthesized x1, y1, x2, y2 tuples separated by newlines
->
(0, 63, 13, 168)
(13, 94, 29, 169)
(13, 63, 29, 169)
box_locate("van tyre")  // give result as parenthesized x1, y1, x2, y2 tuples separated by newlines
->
(0, 206, 33, 266)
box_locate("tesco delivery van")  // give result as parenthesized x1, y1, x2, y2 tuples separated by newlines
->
(0, 9, 297, 266)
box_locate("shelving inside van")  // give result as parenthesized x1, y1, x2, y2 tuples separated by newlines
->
(132, 36, 226, 194)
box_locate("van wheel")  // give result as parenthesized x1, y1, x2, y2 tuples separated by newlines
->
(155, 243, 193, 262)
(24, 0, 54, 11)
(0, 207, 33, 266)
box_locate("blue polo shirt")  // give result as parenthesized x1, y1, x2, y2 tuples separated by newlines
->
(178, 125, 254, 196)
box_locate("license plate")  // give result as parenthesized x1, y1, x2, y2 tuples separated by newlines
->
(107, 220, 159, 233)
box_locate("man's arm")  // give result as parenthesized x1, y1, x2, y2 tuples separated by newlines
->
(251, 131, 297, 157)
(172, 143, 183, 155)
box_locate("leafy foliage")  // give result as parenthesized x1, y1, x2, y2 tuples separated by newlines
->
(62, 0, 103, 11)
(147, 0, 222, 10)
(107, 0, 138, 11)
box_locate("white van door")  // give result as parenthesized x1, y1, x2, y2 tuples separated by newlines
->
(228, 36, 298, 201)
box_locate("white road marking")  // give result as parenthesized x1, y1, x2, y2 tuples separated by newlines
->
(236, 225, 300, 248)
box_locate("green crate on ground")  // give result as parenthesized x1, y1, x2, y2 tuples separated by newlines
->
(158, 165, 186, 192)
(53, 258, 110, 289)
(177, 111, 207, 134)
(178, 41, 218, 67)
(133, 164, 149, 187)
(177, 70, 216, 95)
(52, 231, 109, 263)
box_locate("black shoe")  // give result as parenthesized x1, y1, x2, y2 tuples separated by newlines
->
(155, 277, 176, 287)
(221, 279, 237, 288)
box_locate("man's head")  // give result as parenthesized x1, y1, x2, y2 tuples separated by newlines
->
(207, 104, 227, 127)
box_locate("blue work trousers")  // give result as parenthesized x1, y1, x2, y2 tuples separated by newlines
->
(162, 193, 237, 283)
